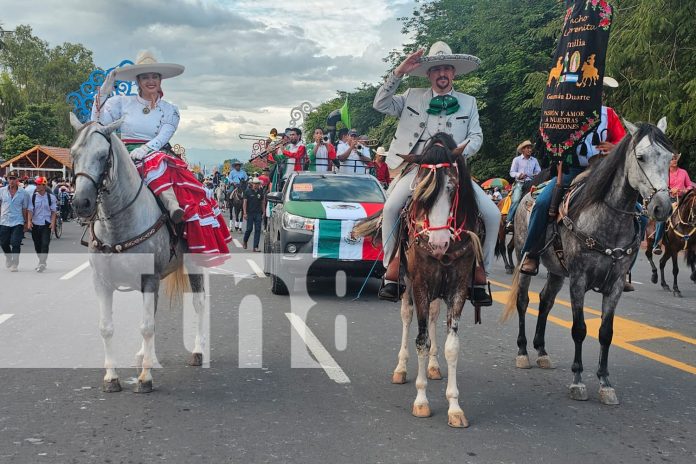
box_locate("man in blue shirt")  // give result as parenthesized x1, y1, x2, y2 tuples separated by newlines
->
(227, 161, 248, 187)
(27, 176, 57, 273)
(0, 171, 29, 272)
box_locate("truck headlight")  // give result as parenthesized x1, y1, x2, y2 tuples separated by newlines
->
(283, 213, 314, 231)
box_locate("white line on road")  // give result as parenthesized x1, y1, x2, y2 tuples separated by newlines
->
(59, 261, 90, 280)
(0, 314, 14, 326)
(285, 313, 350, 384)
(632, 281, 643, 285)
(246, 259, 266, 278)
(233, 239, 243, 248)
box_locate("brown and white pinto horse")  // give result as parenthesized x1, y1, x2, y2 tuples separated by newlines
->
(356, 133, 482, 427)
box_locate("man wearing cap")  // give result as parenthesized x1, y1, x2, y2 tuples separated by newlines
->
(519, 76, 626, 275)
(0, 171, 29, 272)
(338, 130, 371, 174)
(506, 140, 542, 229)
(27, 177, 57, 272)
(373, 41, 499, 305)
(242, 177, 264, 252)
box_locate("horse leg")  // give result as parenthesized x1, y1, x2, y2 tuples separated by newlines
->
(411, 285, 431, 418)
(515, 273, 532, 369)
(444, 290, 469, 428)
(659, 253, 671, 291)
(670, 251, 682, 297)
(392, 292, 413, 384)
(135, 279, 158, 393)
(427, 299, 442, 380)
(568, 276, 589, 401)
(506, 234, 515, 274)
(533, 273, 565, 369)
(596, 281, 622, 405)
(646, 242, 658, 284)
(96, 282, 121, 393)
(188, 272, 206, 366)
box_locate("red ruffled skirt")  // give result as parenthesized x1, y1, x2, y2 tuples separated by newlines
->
(138, 150, 231, 267)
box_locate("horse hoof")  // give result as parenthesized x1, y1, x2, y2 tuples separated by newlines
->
(102, 379, 122, 393)
(134, 380, 153, 394)
(447, 411, 469, 428)
(412, 403, 431, 418)
(391, 371, 407, 384)
(427, 366, 442, 380)
(569, 383, 588, 401)
(505, 267, 513, 275)
(651, 274, 658, 284)
(188, 352, 203, 367)
(661, 284, 671, 292)
(673, 290, 682, 298)
(516, 355, 532, 369)
(536, 355, 554, 369)
(599, 387, 619, 405)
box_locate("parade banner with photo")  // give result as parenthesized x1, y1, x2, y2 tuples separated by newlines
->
(540, 0, 613, 162)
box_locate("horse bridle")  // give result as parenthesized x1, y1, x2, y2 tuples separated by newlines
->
(409, 162, 468, 242)
(74, 129, 145, 221)
(629, 136, 668, 208)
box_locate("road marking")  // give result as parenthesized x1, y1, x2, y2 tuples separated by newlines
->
(233, 239, 243, 248)
(285, 313, 350, 384)
(59, 261, 90, 280)
(490, 279, 696, 376)
(0, 314, 14, 326)
(246, 259, 266, 278)
(632, 281, 644, 285)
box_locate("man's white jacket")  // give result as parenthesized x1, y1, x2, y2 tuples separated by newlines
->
(373, 72, 483, 169)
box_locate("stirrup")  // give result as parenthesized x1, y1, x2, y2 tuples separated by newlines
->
(519, 253, 539, 276)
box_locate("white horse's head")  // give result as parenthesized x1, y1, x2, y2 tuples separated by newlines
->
(69, 112, 123, 218)
(623, 117, 673, 221)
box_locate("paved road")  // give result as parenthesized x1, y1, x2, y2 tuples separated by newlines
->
(0, 221, 695, 463)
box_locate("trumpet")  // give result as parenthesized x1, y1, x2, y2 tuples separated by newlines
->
(357, 139, 379, 148)
(238, 133, 269, 141)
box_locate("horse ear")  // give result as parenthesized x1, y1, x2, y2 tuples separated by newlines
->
(657, 117, 668, 133)
(102, 117, 124, 135)
(622, 118, 638, 136)
(69, 112, 84, 131)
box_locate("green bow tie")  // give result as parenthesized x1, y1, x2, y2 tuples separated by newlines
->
(426, 95, 460, 115)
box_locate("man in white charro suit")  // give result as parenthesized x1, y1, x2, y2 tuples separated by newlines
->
(373, 41, 500, 303)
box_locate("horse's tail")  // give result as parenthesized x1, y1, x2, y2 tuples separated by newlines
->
(686, 248, 696, 268)
(353, 211, 383, 245)
(163, 259, 190, 304)
(500, 265, 521, 323)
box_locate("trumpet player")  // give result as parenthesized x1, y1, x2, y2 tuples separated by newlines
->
(307, 128, 336, 172)
(337, 129, 371, 174)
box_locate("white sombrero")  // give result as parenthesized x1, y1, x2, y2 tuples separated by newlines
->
(603, 76, 619, 88)
(410, 41, 481, 78)
(115, 50, 184, 82)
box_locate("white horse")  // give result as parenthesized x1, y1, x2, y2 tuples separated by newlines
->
(69, 113, 207, 393)
(215, 184, 227, 210)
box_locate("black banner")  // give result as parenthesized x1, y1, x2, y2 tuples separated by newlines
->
(540, 0, 613, 161)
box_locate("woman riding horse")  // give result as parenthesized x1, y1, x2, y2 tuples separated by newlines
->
(91, 51, 231, 261)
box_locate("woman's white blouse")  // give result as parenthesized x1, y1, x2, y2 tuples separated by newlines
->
(91, 95, 180, 151)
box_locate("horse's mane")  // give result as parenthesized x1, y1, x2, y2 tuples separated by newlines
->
(678, 187, 696, 208)
(412, 133, 479, 230)
(571, 122, 674, 215)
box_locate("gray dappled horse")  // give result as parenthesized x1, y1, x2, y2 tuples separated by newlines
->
(69, 114, 206, 393)
(502, 119, 673, 405)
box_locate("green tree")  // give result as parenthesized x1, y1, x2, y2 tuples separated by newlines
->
(1, 133, 34, 159)
(608, 0, 696, 175)
(4, 103, 64, 148)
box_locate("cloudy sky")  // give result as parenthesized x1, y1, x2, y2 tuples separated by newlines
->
(1, 0, 415, 165)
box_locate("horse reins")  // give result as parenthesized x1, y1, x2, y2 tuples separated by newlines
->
(409, 162, 468, 242)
